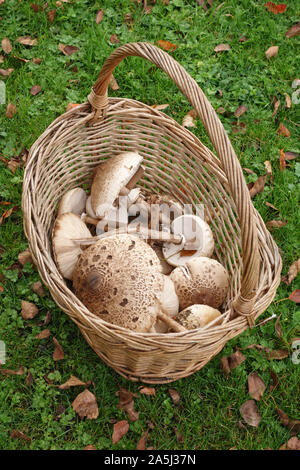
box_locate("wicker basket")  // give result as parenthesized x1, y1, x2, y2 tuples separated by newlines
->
(22, 42, 282, 384)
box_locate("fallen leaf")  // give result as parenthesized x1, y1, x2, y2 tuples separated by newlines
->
(1, 37, 12, 54)
(18, 249, 33, 266)
(6, 103, 17, 118)
(30, 3, 41, 12)
(286, 22, 300, 38)
(48, 9, 55, 22)
(116, 388, 139, 422)
(276, 408, 300, 435)
(143, 0, 152, 14)
(265, 348, 289, 360)
(139, 387, 156, 396)
(72, 389, 99, 419)
(282, 259, 300, 285)
(136, 430, 149, 450)
(272, 99, 280, 117)
(234, 105, 247, 118)
(264, 161, 273, 182)
(95, 9, 104, 24)
(240, 400, 261, 427)
(0, 206, 17, 225)
(110, 34, 120, 44)
(21, 300, 38, 320)
(150, 104, 169, 111)
(30, 85, 41, 96)
(12, 55, 29, 63)
(44, 311, 51, 325)
(284, 151, 298, 160)
(248, 174, 267, 198)
(289, 289, 300, 303)
(286, 437, 300, 450)
(275, 315, 283, 339)
(248, 373, 266, 401)
(10, 430, 31, 442)
(32, 57, 42, 64)
(58, 43, 79, 55)
(0, 68, 13, 77)
(16, 36, 38, 46)
(266, 219, 287, 229)
(109, 74, 119, 91)
(239, 36, 248, 42)
(228, 350, 246, 370)
(264, 2, 287, 14)
(216, 106, 226, 114)
(214, 43, 230, 52)
(277, 123, 290, 137)
(168, 388, 180, 404)
(35, 329, 50, 339)
(243, 168, 256, 175)
(279, 149, 286, 171)
(112, 420, 129, 444)
(25, 371, 33, 386)
(52, 337, 64, 360)
(220, 356, 231, 375)
(158, 40, 177, 52)
(59, 375, 90, 389)
(0, 366, 25, 376)
(284, 93, 292, 108)
(269, 370, 279, 392)
(84, 445, 97, 450)
(232, 121, 247, 134)
(31, 281, 45, 296)
(182, 109, 197, 128)
(124, 13, 134, 28)
(265, 45, 278, 59)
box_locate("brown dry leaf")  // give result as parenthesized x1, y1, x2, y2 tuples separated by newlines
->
(276, 408, 300, 435)
(220, 356, 231, 375)
(265, 45, 278, 59)
(282, 259, 300, 285)
(109, 74, 119, 91)
(48, 8, 55, 22)
(44, 311, 51, 325)
(272, 99, 280, 117)
(214, 43, 230, 52)
(150, 104, 169, 111)
(116, 388, 139, 422)
(124, 13, 134, 28)
(234, 105, 247, 118)
(264, 2, 287, 14)
(110, 34, 120, 44)
(30, 3, 41, 12)
(240, 400, 261, 427)
(33, 57, 42, 64)
(182, 109, 197, 128)
(18, 249, 33, 266)
(0, 366, 25, 376)
(0, 55, 4, 63)
(284, 151, 298, 160)
(277, 123, 290, 137)
(35, 329, 50, 339)
(30, 85, 41, 96)
(158, 40, 177, 52)
(232, 121, 247, 134)
(6, 103, 17, 118)
(289, 289, 300, 303)
(25, 371, 34, 386)
(52, 337, 65, 361)
(0, 68, 14, 77)
(286, 22, 300, 38)
(139, 386, 156, 396)
(248, 174, 267, 198)
(31, 281, 45, 297)
(168, 388, 180, 405)
(279, 148, 287, 171)
(266, 220, 287, 230)
(112, 420, 129, 444)
(95, 9, 104, 24)
(248, 373, 266, 401)
(239, 35, 247, 42)
(21, 300, 38, 320)
(228, 350, 246, 370)
(265, 349, 289, 360)
(243, 168, 256, 175)
(286, 437, 300, 450)
(264, 160, 272, 176)
(1, 38, 12, 54)
(275, 315, 283, 339)
(10, 430, 31, 443)
(269, 370, 279, 392)
(59, 375, 89, 389)
(72, 389, 99, 420)
(16, 36, 38, 46)
(83, 445, 97, 450)
(284, 93, 292, 108)
(136, 430, 149, 450)
(216, 106, 226, 114)
(58, 43, 79, 55)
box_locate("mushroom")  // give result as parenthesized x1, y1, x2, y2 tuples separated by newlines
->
(152, 244, 174, 275)
(72, 234, 185, 332)
(175, 304, 222, 330)
(170, 256, 229, 310)
(162, 214, 215, 267)
(58, 187, 87, 216)
(52, 212, 92, 280)
(91, 152, 143, 217)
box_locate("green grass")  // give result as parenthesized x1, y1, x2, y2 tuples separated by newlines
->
(0, 0, 299, 451)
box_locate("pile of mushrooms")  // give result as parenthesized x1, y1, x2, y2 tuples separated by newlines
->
(52, 151, 229, 333)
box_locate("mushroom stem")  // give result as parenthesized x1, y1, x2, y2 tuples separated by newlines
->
(82, 215, 101, 225)
(157, 311, 186, 333)
(72, 226, 183, 245)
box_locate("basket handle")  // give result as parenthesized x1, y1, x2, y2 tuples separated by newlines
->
(88, 42, 260, 326)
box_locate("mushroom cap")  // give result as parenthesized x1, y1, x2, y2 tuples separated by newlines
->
(86, 195, 97, 219)
(163, 215, 215, 267)
(91, 152, 143, 217)
(58, 188, 87, 217)
(176, 304, 222, 330)
(72, 234, 164, 332)
(52, 212, 92, 280)
(170, 256, 229, 310)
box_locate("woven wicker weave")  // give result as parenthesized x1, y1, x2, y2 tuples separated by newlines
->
(22, 43, 282, 383)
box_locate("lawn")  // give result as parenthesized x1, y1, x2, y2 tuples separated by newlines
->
(0, 0, 299, 451)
